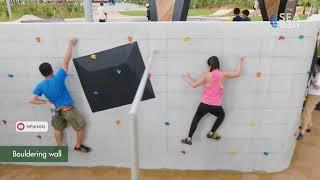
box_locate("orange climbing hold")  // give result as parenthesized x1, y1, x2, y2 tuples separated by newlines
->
(256, 72, 262, 78)
(35, 37, 41, 43)
(115, 120, 121, 126)
(128, 36, 133, 43)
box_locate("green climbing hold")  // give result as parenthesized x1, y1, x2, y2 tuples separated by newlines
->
(299, 35, 304, 40)
(116, 69, 122, 74)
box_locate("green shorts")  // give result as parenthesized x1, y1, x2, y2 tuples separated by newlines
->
(52, 108, 86, 131)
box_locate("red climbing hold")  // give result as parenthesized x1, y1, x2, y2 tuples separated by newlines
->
(2, 120, 7, 125)
(148, 73, 151, 79)
(35, 37, 41, 43)
(36, 135, 41, 139)
(278, 35, 285, 40)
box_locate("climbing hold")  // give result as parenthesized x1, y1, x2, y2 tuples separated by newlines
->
(180, 150, 186, 155)
(148, 73, 151, 79)
(8, 73, 14, 78)
(228, 149, 237, 155)
(299, 35, 304, 39)
(35, 37, 41, 43)
(128, 36, 133, 43)
(93, 91, 99, 95)
(115, 120, 121, 126)
(164, 122, 170, 126)
(263, 152, 269, 156)
(183, 35, 190, 42)
(248, 121, 257, 127)
(2, 120, 7, 125)
(278, 35, 285, 40)
(116, 69, 122, 74)
(91, 54, 96, 60)
(36, 135, 41, 139)
(256, 72, 262, 78)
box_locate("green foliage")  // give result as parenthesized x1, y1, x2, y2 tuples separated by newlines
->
(125, 0, 254, 8)
(0, 2, 84, 21)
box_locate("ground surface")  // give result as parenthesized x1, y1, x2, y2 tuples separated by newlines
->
(1, 111, 320, 180)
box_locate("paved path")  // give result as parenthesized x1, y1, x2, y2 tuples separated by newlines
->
(210, 8, 233, 16)
(92, 2, 146, 21)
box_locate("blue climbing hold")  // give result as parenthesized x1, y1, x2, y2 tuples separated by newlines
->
(8, 74, 14, 78)
(93, 91, 99, 95)
(263, 152, 269, 156)
(165, 122, 170, 126)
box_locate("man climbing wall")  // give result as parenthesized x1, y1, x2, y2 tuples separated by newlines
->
(29, 38, 91, 153)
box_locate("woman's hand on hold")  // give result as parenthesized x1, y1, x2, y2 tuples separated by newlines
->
(181, 72, 190, 80)
(238, 56, 245, 64)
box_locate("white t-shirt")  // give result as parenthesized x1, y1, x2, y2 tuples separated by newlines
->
(254, 0, 259, 9)
(308, 72, 320, 96)
(97, 6, 107, 20)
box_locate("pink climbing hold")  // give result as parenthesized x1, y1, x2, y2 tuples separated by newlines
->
(36, 135, 41, 139)
(148, 73, 151, 79)
(2, 120, 7, 125)
(278, 35, 285, 40)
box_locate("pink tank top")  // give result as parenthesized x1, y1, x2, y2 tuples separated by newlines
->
(201, 70, 223, 106)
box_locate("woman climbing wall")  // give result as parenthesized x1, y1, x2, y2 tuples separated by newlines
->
(181, 56, 244, 145)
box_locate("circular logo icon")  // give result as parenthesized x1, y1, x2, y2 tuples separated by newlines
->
(270, 14, 278, 28)
(17, 122, 25, 131)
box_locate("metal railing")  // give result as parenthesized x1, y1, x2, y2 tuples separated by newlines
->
(128, 49, 156, 180)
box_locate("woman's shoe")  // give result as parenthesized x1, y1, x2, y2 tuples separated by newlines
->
(181, 138, 192, 145)
(207, 132, 221, 140)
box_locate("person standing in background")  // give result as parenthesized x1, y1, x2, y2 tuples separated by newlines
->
(97, 2, 107, 22)
(233, 8, 242, 21)
(253, 0, 259, 16)
(146, 3, 151, 21)
(242, 9, 251, 21)
(296, 59, 320, 140)
(110, 0, 115, 5)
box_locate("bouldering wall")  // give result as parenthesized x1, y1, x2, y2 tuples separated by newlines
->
(0, 21, 319, 172)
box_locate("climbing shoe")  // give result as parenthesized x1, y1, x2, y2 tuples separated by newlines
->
(296, 133, 304, 141)
(207, 132, 221, 140)
(181, 138, 192, 145)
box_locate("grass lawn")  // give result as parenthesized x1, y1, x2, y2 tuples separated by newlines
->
(0, 3, 84, 22)
(120, 8, 215, 17)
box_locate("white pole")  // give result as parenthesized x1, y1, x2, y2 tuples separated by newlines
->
(83, 0, 93, 22)
(129, 50, 156, 180)
(6, 0, 12, 19)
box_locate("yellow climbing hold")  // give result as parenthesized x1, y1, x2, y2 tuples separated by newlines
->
(228, 149, 237, 155)
(91, 54, 96, 60)
(183, 35, 190, 42)
(248, 121, 257, 126)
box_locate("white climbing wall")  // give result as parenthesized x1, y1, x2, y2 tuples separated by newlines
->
(0, 21, 319, 172)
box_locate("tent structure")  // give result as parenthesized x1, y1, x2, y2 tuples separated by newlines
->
(73, 42, 155, 113)
(258, 0, 298, 21)
(149, 0, 191, 21)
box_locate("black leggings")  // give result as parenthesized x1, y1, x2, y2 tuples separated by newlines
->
(188, 103, 225, 138)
